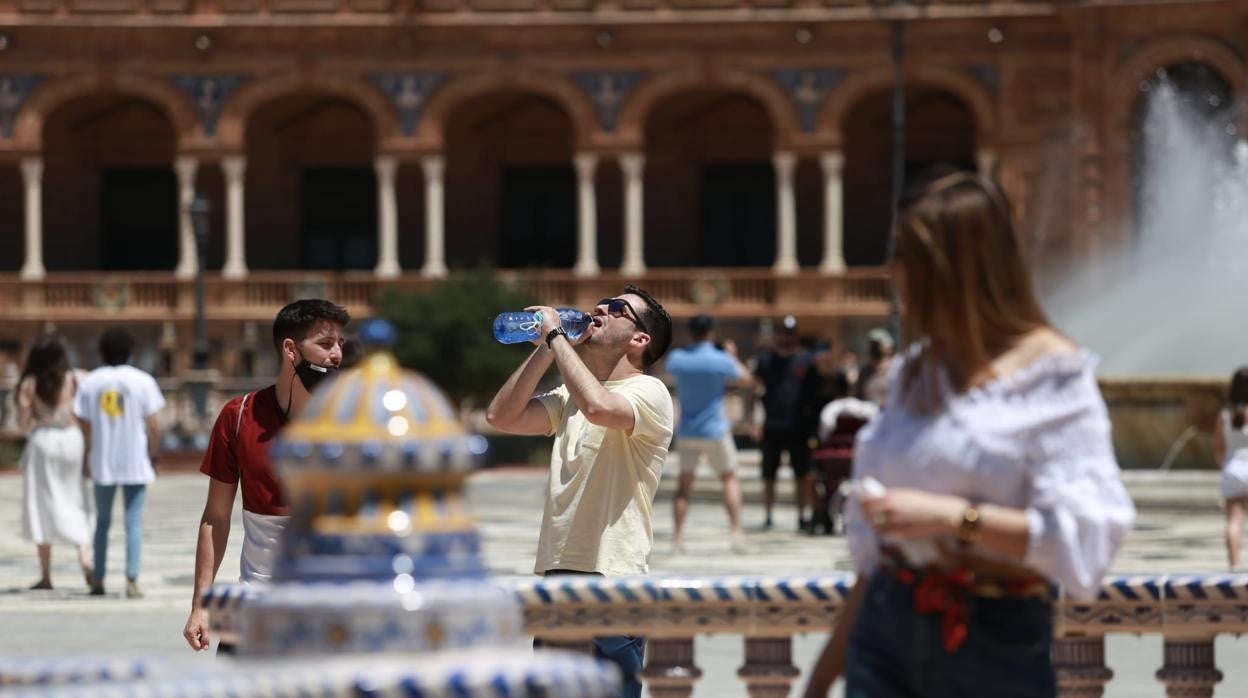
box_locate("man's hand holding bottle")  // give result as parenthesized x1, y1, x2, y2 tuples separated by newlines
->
(527, 305, 596, 347)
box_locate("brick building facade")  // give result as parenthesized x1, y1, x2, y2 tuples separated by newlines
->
(0, 0, 1242, 381)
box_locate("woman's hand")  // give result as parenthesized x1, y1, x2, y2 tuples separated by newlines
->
(861, 488, 967, 539)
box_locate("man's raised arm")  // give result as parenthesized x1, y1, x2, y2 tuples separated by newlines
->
(486, 345, 556, 435)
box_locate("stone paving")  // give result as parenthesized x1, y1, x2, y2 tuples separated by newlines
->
(0, 458, 1245, 696)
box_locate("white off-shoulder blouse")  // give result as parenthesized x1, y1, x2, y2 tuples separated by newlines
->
(845, 347, 1136, 601)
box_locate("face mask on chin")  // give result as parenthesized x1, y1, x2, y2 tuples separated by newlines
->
(294, 353, 338, 392)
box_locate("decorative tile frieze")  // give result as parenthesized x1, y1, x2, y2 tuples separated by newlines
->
(0, 75, 44, 139)
(967, 63, 1000, 98)
(770, 68, 842, 133)
(170, 74, 248, 138)
(570, 71, 643, 134)
(369, 72, 447, 137)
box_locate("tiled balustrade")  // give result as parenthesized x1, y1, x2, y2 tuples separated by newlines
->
(0, 269, 892, 324)
(203, 573, 1248, 697)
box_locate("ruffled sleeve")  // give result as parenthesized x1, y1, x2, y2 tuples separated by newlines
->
(1023, 363, 1135, 601)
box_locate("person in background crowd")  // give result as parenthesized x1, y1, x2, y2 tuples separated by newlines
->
(487, 286, 674, 698)
(17, 334, 93, 591)
(183, 300, 349, 653)
(664, 314, 752, 554)
(340, 334, 364, 370)
(1216, 367, 1248, 570)
(838, 349, 860, 398)
(856, 328, 895, 406)
(804, 169, 1134, 697)
(751, 316, 823, 532)
(1, 350, 21, 431)
(74, 328, 166, 598)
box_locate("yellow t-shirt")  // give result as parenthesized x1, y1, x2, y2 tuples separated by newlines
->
(534, 374, 674, 576)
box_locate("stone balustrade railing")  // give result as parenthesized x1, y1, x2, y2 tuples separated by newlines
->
(203, 573, 1248, 698)
(0, 269, 892, 324)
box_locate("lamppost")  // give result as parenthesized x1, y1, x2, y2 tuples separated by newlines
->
(187, 196, 213, 423)
(870, 0, 928, 343)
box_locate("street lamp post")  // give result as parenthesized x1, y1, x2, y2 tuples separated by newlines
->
(871, 0, 927, 343)
(187, 196, 213, 423)
(886, 18, 906, 343)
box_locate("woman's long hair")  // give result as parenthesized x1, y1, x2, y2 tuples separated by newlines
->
(894, 168, 1051, 411)
(21, 334, 69, 409)
(1229, 368, 1248, 430)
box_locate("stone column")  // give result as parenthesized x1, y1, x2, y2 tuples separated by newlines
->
(19, 157, 44, 281)
(620, 153, 646, 276)
(737, 636, 799, 698)
(641, 637, 701, 698)
(221, 156, 248, 280)
(1156, 638, 1223, 698)
(819, 151, 846, 274)
(174, 156, 199, 280)
(977, 148, 998, 178)
(573, 153, 600, 277)
(1053, 636, 1114, 698)
(374, 155, 400, 279)
(421, 155, 447, 278)
(772, 152, 799, 276)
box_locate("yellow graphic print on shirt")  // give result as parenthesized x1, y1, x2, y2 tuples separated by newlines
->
(100, 389, 125, 418)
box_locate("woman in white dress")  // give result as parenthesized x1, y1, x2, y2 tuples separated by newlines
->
(803, 170, 1135, 698)
(18, 334, 93, 590)
(1217, 368, 1248, 570)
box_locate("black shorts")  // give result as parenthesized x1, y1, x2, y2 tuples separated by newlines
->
(761, 429, 812, 481)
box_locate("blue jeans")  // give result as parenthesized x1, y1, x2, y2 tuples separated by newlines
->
(540, 570, 646, 698)
(93, 484, 146, 583)
(846, 571, 1055, 698)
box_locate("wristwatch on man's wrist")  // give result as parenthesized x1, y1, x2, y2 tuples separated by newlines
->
(545, 327, 568, 349)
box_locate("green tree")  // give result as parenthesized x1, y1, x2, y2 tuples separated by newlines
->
(375, 269, 537, 408)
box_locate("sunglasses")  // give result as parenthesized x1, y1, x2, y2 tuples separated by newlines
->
(597, 297, 648, 334)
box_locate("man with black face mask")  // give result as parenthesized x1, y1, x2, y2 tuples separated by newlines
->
(182, 299, 348, 655)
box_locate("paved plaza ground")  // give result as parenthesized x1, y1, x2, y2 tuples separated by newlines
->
(1, 455, 1245, 696)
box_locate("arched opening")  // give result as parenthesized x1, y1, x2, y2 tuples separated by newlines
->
(245, 94, 376, 271)
(643, 90, 776, 267)
(842, 88, 976, 265)
(443, 92, 576, 269)
(42, 95, 177, 271)
(0, 166, 22, 272)
(1130, 61, 1237, 239)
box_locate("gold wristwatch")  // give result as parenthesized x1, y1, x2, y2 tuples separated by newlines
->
(956, 504, 982, 547)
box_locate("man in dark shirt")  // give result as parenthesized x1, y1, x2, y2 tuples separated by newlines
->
(752, 316, 822, 532)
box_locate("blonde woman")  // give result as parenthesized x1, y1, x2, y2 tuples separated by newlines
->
(804, 170, 1135, 697)
(1216, 368, 1248, 570)
(18, 334, 93, 590)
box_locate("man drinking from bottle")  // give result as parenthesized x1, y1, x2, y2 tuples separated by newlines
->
(486, 285, 674, 698)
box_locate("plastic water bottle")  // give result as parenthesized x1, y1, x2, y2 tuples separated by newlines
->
(493, 308, 592, 344)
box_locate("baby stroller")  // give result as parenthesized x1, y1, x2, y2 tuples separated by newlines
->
(809, 398, 879, 536)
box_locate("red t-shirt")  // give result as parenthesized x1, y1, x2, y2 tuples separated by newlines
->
(199, 385, 289, 516)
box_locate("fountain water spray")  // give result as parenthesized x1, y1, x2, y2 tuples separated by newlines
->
(1045, 77, 1246, 377)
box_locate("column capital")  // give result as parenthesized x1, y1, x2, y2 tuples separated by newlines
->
(175, 156, 199, 180)
(772, 151, 798, 174)
(221, 155, 246, 179)
(574, 152, 599, 178)
(374, 154, 399, 178)
(820, 151, 845, 175)
(20, 157, 42, 183)
(619, 152, 645, 175)
(421, 155, 445, 180)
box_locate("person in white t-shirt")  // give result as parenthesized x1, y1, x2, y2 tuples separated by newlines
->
(73, 328, 165, 598)
(487, 284, 674, 698)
